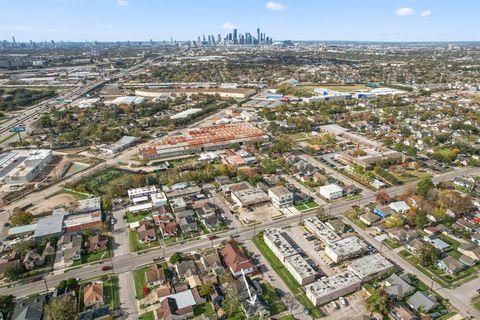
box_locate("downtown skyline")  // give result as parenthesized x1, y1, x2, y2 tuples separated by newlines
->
(0, 0, 479, 42)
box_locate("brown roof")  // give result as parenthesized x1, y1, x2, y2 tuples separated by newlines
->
(146, 264, 166, 285)
(88, 234, 108, 252)
(160, 222, 178, 235)
(83, 282, 103, 305)
(138, 225, 156, 241)
(221, 243, 255, 273)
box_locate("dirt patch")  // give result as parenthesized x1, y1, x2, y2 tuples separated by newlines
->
(30, 192, 77, 215)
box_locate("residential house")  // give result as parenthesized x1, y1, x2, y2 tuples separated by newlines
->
(387, 228, 417, 243)
(384, 273, 415, 300)
(12, 296, 45, 320)
(453, 176, 475, 190)
(458, 243, 480, 262)
(221, 243, 255, 277)
(390, 303, 419, 320)
(86, 234, 108, 253)
(78, 306, 112, 320)
(437, 256, 464, 275)
(146, 264, 166, 287)
(455, 219, 477, 233)
(388, 201, 410, 214)
(83, 282, 104, 307)
(23, 250, 44, 270)
(201, 252, 224, 275)
(154, 290, 197, 319)
(138, 224, 157, 243)
(325, 219, 347, 234)
(268, 186, 294, 208)
(423, 235, 451, 252)
(159, 222, 178, 238)
(58, 234, 82, 266)
(471, 233, 480, 246)
(176, 210, 198, 234)
(359, 212, 380, 226)
(406, 239, 424, 257)
(407, 291, 438, 313)
(175, 260, 197, 279)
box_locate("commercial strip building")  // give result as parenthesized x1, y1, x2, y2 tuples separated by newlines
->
(306, 254, 393, 306)
(0, 149, 52, 185)
(263, 229, 316, 285)
(325, 236, 368, 263)
(268, 186, 293, 208)
(305, 217, 342, 245)
(232, 186, 270, 208)
(139, 123, 269, 159)
(127, 186, 168, 213)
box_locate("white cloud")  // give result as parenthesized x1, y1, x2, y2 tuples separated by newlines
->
(420, 10, 432, 17)
(265, 1, 286, 11)
(395, 7, 416, 16)
(117, 0, 127, 6)
(18, 26, 34, 31)
(221, 22, 236, 30)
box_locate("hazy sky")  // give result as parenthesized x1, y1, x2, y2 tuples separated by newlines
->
(1, 0, 479, 42)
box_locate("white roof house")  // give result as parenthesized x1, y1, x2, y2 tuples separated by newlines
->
(319, 184, 344, 200)
(388, 201, 410, 213)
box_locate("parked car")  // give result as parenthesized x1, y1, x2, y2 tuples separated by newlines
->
(208, 235, 218, 240)
(101, 266, 113, 271)
(330, 301, 339, 310)
(339, 297, 347, 307)
(153, 256, 165, 262)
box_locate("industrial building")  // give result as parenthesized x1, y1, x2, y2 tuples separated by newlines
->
(325, 236, 368, 263)
(110, 96, 145, 106)
(231, 183, 270, 208)
(139, 123, 269, 159)
(98, 136, 139, 155)
(135, 87, 255, 99)
(0, 149, 52, 185)
(305, 217, 342, 245)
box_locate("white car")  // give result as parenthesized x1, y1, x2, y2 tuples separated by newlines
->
(339, 297, 347, 307)
(330, 301, 339, 310)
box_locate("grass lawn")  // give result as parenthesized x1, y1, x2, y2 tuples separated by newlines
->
(128, 230, 160, 252)
(125, 211, 152, 223)
(295, 201, 320, 212)
(278, 316, 296, 320)
(253, 233, 323, 318)
(344, 209, 368, 230)
(261, 283, 287, 315)
(193, 302, 215, 317)
(138, 311, 154, 320)
(133, 265, 151, 299)
(472, 295, 480, 311)
(103, 276, 120, 310)
(437, 234, 461, 250)
(383, 238, 402, 249)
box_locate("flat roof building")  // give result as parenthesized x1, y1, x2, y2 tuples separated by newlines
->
(305, 217, 342, 245)
(128, 186, 158, 200)
(34, 213, 64, 241)
(0, 149, 52, 185)
(232, 187, 270, 208)
(347, 253, 393, 282)
(306, 271, 362, 306)
(268, 186, 293, 208)
(98, 135, 139, 155)
(325, 236, 367, 263)
(319, 184, 344, 200)
(139, 123, 269, 159)
(284, 254, 317, 286)
(263, 228, 298, 262)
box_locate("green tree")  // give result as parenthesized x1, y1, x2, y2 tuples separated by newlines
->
(0, 295, 14, 319)
(198, 282, 215, 297)
(4, 263, 26, 281)
(9, 208, 34, 226)
(365, 288, 389, 315)
(416, 175, 434, 198)
(65, 278, 78, 289)
(44, 296, 77, 320)
(169, 252, 182, 264)
(13, 240, 37, 256)
(414, 210, 429, 230)
(419, 243, 439, 267)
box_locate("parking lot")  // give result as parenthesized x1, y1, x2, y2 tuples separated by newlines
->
(320, 291, 370, 319)
(288, 225, 339, 276)
(239, 203, 283, 223)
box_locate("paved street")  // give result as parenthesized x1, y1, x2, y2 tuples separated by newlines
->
(0, 151, 478, 318)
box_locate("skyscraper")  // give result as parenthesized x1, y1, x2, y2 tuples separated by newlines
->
(257, 28, 260, 44)
(233, 29, 238, 44)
